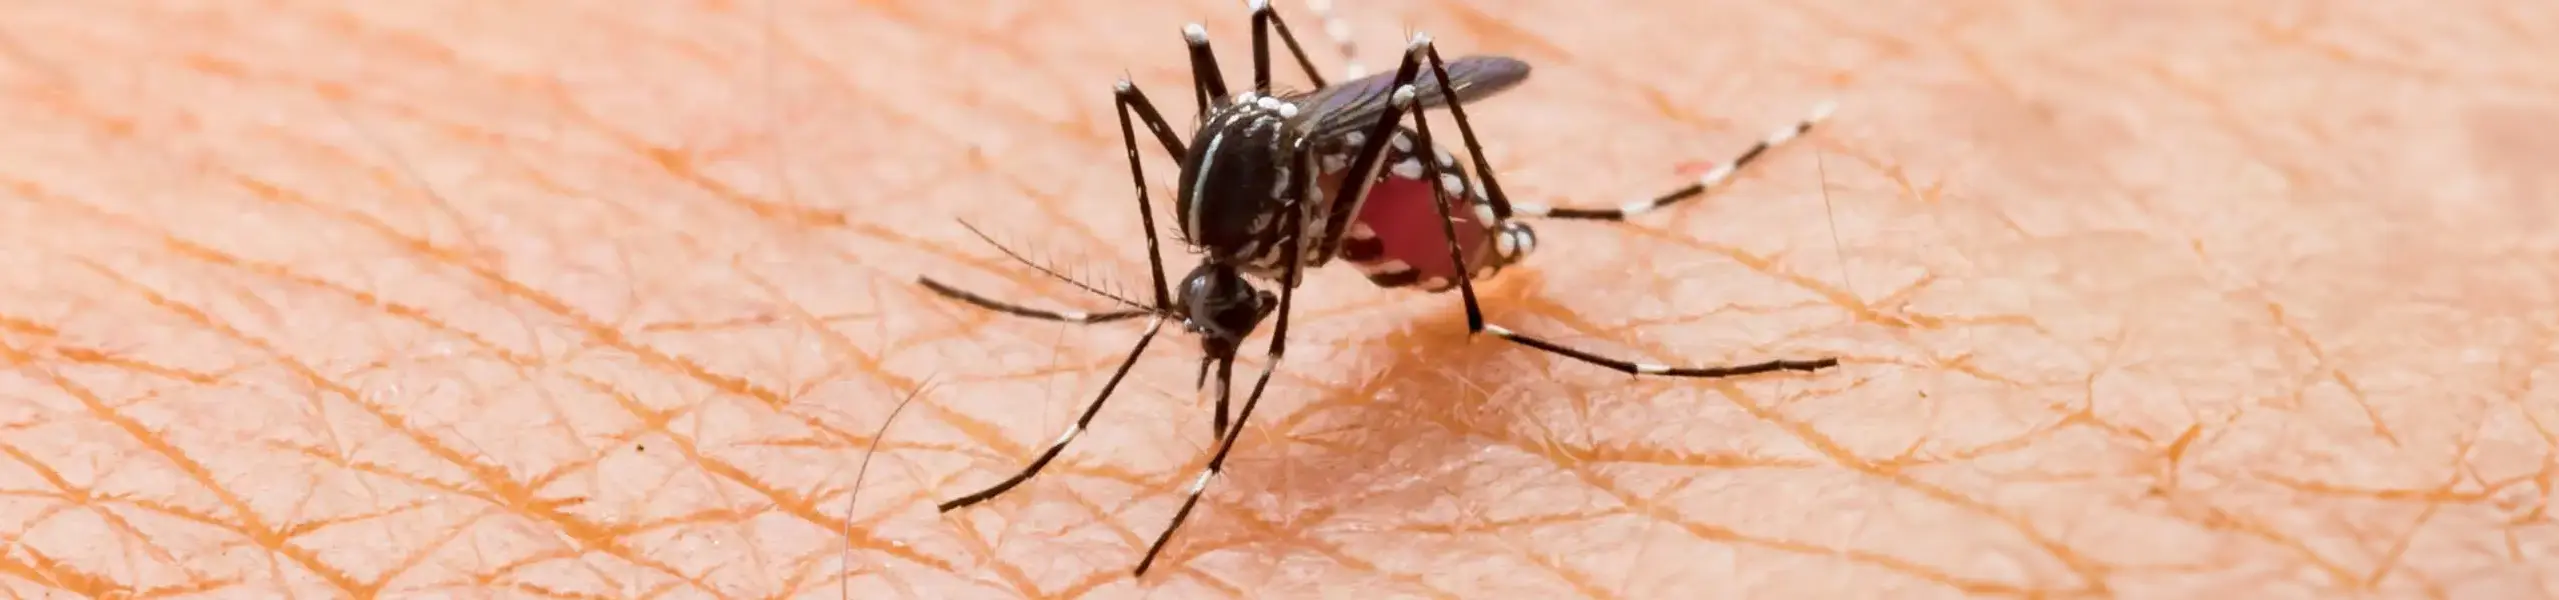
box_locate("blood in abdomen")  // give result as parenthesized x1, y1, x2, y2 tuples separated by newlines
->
(1326, 168, 1498, 291)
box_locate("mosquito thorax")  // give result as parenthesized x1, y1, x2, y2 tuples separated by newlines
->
(1176, 92, 1312, 273)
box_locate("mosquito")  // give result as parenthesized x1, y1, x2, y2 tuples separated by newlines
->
(914, 0, 1841, 576)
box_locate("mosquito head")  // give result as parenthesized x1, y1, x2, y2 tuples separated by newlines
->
(1175, 262, 1274, 361)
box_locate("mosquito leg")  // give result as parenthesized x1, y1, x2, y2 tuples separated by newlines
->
(1246, 0, 1330, 92)
(1411, 43, 1519, 223)
(1401, 46, 1841, 379)
(1133, 35, 1438, 579)
(915, 278, 1151, 324)
(937, 318, 1168, 511)
(1182, 23, 1233, 116)
(1113, 80, 1185, 309)
(917, 80, 1186, 317)
(1137, 216, 1300, 578)
(1509, 101, 1837, 221)
(1121, 79, 1189, 159)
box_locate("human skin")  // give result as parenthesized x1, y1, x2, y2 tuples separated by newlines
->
(4, 0, 2558, 598)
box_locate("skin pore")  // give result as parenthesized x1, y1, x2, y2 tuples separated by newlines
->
(5, 0, 2558, 597)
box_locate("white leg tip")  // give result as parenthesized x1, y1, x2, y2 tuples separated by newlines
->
(1184, 23, 1211, 44)
(1391, 85, 1418, 108)
(1634, 363, 1671, 375)
(1809, 99, 1839, 122)
(1484, 324, 1515, 338)
(1511, 201, 1551, 216)
(1408, 32, 1433, 51)
(1699, 163, 1737, 186)
(1247, 0, 1270, 12)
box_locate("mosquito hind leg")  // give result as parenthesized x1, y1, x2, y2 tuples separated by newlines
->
(1510, 101, 1837, 221)
(1400, 41, 1841, 380)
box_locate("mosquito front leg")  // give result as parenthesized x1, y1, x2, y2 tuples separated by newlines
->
(914, 80, 1187, 318)
(936, 318, 1169, 511)
(915, 278, 1150, 324)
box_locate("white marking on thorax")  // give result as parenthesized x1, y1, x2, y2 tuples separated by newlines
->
(1187, 128, 1228, 239)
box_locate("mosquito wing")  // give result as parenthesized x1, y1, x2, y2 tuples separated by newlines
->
(1291, 55, 1531, 141)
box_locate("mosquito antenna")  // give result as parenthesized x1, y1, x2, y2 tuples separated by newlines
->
(1809, 100, 1858, 302)
(840, 376, 937, 600)
(957, 220, 1154, 310)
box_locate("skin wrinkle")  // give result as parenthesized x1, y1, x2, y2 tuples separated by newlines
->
(1, 0, 2556, 598)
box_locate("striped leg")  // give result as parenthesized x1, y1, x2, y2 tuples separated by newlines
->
(936, 318, 1168, 511)
(930, 77, 1202, 516)
(1400, 41, 1842, 379)
(917, 78, 1187, 323)
(1246, 0, 1331, 91)
(1509, 101, 1837, 221)
(917, 278, 1150, 324)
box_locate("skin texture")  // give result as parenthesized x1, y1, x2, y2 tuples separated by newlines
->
(3, 0, 2558, 598)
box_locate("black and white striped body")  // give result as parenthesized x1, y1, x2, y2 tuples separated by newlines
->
(1173, 56, 1536, 287)
(1174, 104, 1539, 292)
(1173, 92, 1332, 282)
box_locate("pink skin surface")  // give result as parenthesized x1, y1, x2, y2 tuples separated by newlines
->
(13, 1, 2555, 598)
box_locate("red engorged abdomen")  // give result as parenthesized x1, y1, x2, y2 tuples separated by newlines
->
(1350, 173, 1497, 286)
